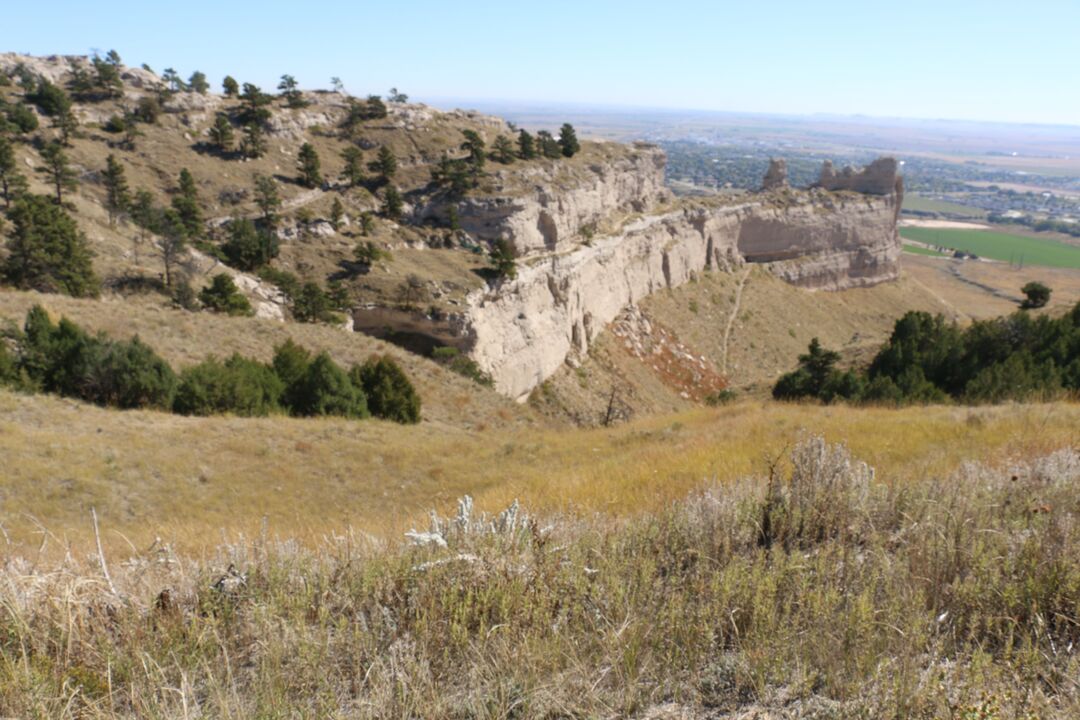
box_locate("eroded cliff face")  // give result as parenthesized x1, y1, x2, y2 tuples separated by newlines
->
(445, 143, 669, 255)
(458, 179, 902, 400)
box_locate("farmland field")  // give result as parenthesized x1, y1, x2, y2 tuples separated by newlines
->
(901, 193, 987, 217)
(900, 226, 1080, 268)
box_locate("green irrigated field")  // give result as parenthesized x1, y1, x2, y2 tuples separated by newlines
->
(900, 226, 1080, 268)
(902, 242, 949, 257)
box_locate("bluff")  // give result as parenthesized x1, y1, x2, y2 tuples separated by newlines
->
(451, 156, 903, 400)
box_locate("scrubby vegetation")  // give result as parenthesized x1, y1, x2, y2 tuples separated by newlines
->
(2, 437, 1077, 717)
(0, 306, 420, 422)
(775, 302, 1080, 404)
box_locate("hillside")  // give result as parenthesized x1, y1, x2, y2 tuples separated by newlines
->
(0, 287, 538, 429)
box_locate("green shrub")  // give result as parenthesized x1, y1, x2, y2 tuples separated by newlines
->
(103, 115, 127, 133)
(272, 339, 311, 398)
(1020, 281, 1051, 309)
(353, 355, 420, 423)
(431, 346, 492, 387)
(704, 388, 736, 406)
(171, 278, 199, 310)
(290, 352, 368, 418)
(6, 102, 39, 133)
(15, 306, 175, 409)
(257, 266, 301, 301)
(174, 355, 283, 416)
(199, 274, 253, 316)
(354, 240, 392, 265)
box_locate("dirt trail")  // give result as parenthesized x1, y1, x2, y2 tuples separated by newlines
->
(948, 262, 1024, 304)
(721, 267, 752, 375)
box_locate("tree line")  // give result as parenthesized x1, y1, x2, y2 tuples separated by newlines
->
(0, 306, 421, 423)
(774, 300, 1080, 405)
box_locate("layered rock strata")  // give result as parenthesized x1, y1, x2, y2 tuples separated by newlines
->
(458, 178, 901, 399)
(445, 143, 668, 256)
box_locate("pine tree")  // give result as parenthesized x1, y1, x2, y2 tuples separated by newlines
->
(329, 196, 345, 231)
(162, 68, 187, 93)
(188, 71, 209, 94)
(558, 123, 580, 157)
(102, 154, 130, 226)
(222, 75, 239, 97)
(381, 185, 403, 220)
(209, 113, 234, 153)
(39, 141, 78, 204)
(297, 142, 322, 188)
(490, 239, 517, 279)
(239, 83, 272, 125)
(278, 74, 309, 108)
(158, 208, 187, 287)
(241, 122, 267, 159)
(537, 130, 561, 159)
(91, 53, 123, 98)
(0, 135, 29, 209)
(171, 169, 202, 238)
(54, 104, 79, 146)
(460, 130, 486, 177)
(340, 146, 366, 187)
(3, 194, 99, 296)
(354, 355, 421, 423)
(199, 273, 253, 316)
(430, 155, 472, 197)
(121, 112, 142, 150)
(130, 189, 155, 262)
(221, 217, 277, 270)
(517, 129, 537, 160)
(369, 146, 397, 184)
(359, 211, 375, 236)
(493, 135, 516, 164)
(254, 174, 281, 227)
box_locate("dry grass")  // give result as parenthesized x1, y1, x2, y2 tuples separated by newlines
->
(1, 384, 1077, 555)
(2, 437, 1078, 718)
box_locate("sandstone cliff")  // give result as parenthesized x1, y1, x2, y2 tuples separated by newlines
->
(458, 172, 902, 399)
(434, 142, 669, 256)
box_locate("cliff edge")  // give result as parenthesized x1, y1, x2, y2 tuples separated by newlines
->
(455, 158, 902, 399)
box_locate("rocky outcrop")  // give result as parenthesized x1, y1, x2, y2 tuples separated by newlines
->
(438, 143, 669, 256)
(761, 158, 789, 191)
(457, 176, 901, 399)
(736, 192, 901, 290)
(817, 157, 900, 195)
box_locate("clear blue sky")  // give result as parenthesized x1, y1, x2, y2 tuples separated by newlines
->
(3, 0, 1078, 125)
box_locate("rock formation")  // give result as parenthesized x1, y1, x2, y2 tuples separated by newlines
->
(456, 174, 902, 399)
(431, 143, 669, 256)
(817, 157, 900, 195)
(761, 158, 789, 191)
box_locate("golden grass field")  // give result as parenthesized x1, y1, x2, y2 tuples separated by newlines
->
(2, 385, 1077, 555)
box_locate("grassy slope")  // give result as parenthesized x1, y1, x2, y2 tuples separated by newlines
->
(2, 384, 1077, 553)
(901, 226, 1080, 268)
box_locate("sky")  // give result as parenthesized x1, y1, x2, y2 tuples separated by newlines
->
(3, 0, 1079, 126)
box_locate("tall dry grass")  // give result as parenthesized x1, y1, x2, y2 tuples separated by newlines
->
(2, 438, 1078, 718)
